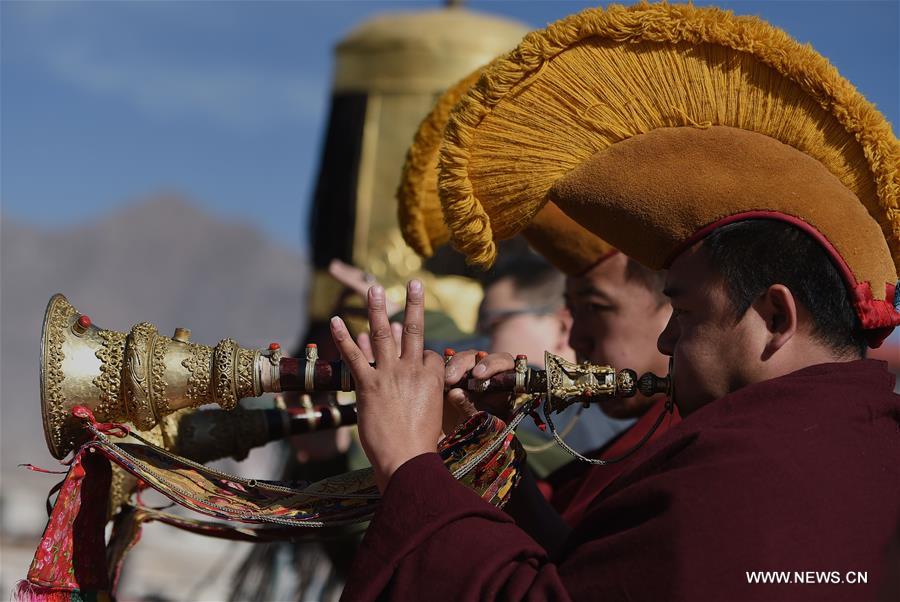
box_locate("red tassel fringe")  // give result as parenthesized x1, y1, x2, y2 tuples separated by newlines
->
(14, 580, 76, 602)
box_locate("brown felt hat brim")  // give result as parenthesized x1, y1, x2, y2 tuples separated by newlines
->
(549, 125, 897, 299)
(523, 203, 615, 275)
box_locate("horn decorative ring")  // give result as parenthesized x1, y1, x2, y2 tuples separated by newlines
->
(41, 293, 669, 459)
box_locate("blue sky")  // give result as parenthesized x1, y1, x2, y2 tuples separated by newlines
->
(1, 0, 898, 252)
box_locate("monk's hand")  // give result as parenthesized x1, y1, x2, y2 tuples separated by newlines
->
(443, 351, 516, 433)
(330, 280, 444, 493)
(357, 318, 403, 362)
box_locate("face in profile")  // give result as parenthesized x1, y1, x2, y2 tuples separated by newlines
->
(656, 244, 759, 416)
(565, 253, 671, 419)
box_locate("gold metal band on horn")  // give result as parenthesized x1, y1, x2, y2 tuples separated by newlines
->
(40, 294, 282, 459)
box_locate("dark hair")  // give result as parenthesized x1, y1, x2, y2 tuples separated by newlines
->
(481, 246, 565, 310)
(702, 219, 866, 357)
(625, 257, 667, 306)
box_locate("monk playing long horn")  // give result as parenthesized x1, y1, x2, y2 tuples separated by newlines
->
(331, 3, 900, 601)
(396, 61, 683, 538)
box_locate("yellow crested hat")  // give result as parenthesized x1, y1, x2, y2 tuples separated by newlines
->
(398, 68, 615, 276)
(437, 1, 900, 346)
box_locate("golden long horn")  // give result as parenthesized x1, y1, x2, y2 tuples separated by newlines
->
(41, 293, 665, 459)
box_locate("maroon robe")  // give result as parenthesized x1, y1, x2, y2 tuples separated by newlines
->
(342, 360, 900, 601)
(548, 397, 680, 526)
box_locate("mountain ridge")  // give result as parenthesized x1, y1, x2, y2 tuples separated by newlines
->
(0, 194, 310, 495)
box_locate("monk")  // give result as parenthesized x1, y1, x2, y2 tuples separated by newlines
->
(330, 3, 900, 600)
(549, 252, 680, 526)
(332, 220, 900, 601)
(466, 250, 680, 552)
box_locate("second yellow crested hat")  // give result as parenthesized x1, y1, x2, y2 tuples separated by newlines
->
(398, 68, 615, 276)
(437, 1, 900, 346)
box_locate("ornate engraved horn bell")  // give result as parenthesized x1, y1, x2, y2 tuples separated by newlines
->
(40, 294, 278, 459)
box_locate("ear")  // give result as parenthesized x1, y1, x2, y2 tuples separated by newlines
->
(753, 284, 799, 358)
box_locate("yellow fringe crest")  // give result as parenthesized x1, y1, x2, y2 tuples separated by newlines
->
(438, 1, 900, 269)
(397, 68, 485, 258)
